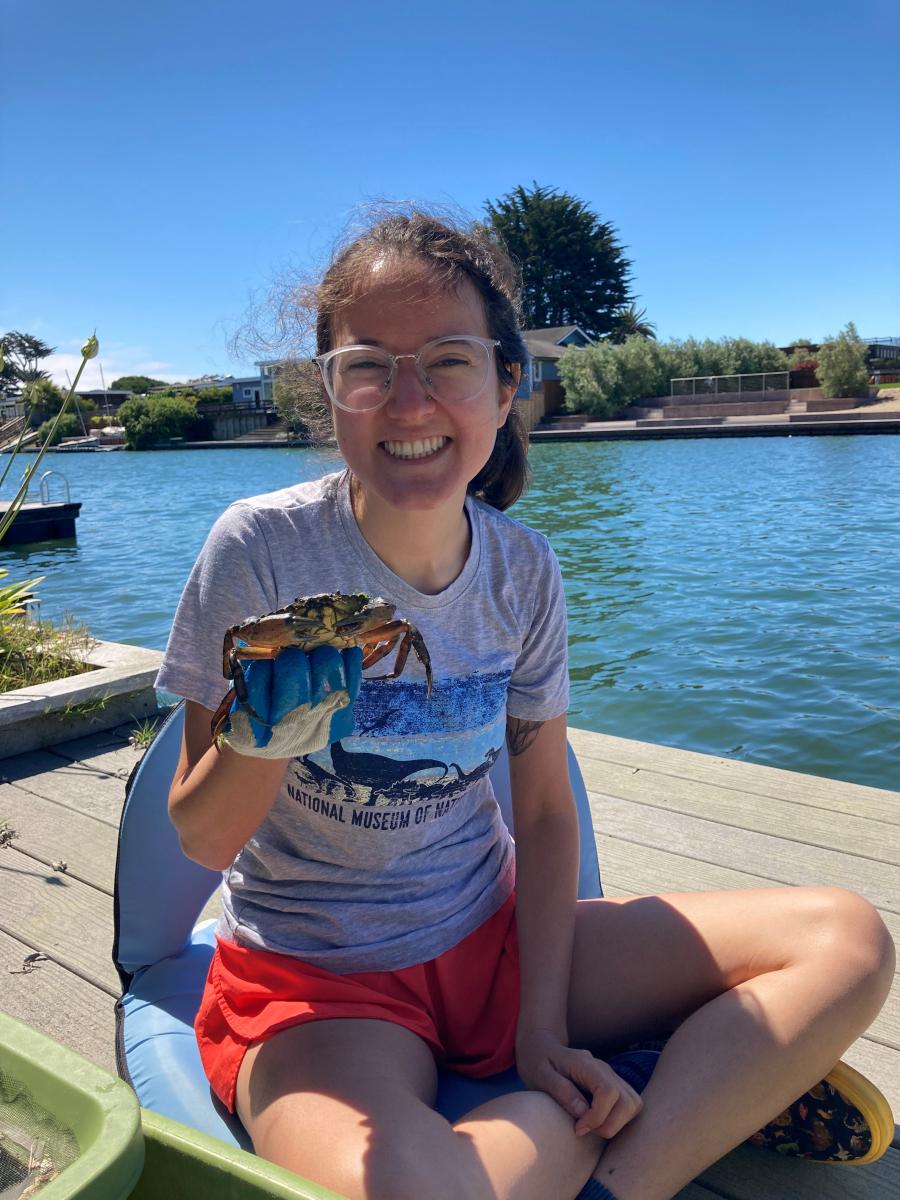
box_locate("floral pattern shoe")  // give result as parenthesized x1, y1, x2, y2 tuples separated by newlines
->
(611, 1049, 894, 1166)
(746, 1060, 894, 1166)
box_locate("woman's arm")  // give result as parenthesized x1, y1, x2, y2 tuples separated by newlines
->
(509, 711, 641, 1138)
(508, 711, 580, 1046)
(168, 700, 290, 870)
(508, 710, 578, 1041)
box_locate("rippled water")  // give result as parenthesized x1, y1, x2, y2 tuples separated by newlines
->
(2, 437, 898, 790)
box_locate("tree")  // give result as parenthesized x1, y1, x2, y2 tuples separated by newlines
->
(610, 303, 657, 344)
(25, 378, 95, 428)
(787, 340, 817, 369)
(1, 330, 55, 395)
(25, 379, 69, 427)
(110, 375, 170, 393)
(816, 323, 870, 398)
(273, 360, 328, 439)
(485, 184, 632, 338)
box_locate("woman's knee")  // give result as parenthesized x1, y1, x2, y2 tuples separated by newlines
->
(797, 886, 895, 988)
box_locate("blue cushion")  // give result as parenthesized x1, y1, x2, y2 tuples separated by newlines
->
(114, 704, 601, 1147)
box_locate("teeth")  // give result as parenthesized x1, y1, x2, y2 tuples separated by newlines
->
(383, 436, 447, 460)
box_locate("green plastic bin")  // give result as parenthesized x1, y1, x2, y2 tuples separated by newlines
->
(131, 1109, 345, 1200)
(0, 1012, 143, 1198)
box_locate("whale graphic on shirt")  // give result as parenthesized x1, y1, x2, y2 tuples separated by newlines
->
(291, 670, 509, 807)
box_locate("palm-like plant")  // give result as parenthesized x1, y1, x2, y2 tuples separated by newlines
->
(610, 303, 657, 344)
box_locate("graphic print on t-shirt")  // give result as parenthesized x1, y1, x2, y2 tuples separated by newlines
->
(290, 670, 510, 808)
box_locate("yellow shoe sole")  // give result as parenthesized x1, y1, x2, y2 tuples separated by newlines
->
(824, 1060, 895, 1166)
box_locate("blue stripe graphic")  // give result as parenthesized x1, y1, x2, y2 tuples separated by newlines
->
(353, 670, 510, 737)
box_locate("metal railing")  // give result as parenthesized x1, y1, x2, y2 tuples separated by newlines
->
(670, 371, 790, 397)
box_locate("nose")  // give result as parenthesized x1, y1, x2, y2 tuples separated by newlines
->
(385, 357, 436, 416)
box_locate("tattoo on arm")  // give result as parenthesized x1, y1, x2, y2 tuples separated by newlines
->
(506, 715, 544, 757)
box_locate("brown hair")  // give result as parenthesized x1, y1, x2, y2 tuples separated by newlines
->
(313, 211, 530, 511)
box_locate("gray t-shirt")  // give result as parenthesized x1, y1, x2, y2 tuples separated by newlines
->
(157, 469, 569, 973)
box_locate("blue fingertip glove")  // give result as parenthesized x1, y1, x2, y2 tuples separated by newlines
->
(220, 645, 363, 759)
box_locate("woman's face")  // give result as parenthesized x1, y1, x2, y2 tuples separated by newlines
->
(328, 271, 517, 517)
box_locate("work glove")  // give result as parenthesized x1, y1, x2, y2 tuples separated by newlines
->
(218, 644, 363, 759)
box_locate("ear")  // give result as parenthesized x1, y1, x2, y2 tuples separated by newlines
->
(497, 363, 520, 428)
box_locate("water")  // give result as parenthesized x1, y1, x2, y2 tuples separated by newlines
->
(1, 437, 898, 791)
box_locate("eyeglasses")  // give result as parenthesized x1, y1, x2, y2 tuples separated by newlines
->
(315, 335, 501, 413)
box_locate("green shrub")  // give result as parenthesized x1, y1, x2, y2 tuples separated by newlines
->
(558, 343, 621, 418)
(118, 394, 212, 449)
(557, 336, 789, 417)
(816, 323, 870, 397)
(198, 386, 233, 404)
(37, 413, 82, 445)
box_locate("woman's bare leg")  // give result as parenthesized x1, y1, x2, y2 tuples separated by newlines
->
(237, 1017, 603, 1200)
(565, 885, 894, 1200)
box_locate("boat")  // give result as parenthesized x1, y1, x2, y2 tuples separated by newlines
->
(50, 436, 101, 452)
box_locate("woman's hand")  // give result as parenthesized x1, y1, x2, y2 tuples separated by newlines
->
(219, 644, 363, 759)
(516, 1027, 643, 1140)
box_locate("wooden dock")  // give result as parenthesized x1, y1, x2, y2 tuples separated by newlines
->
(0, 498, 81, 543)
(0, 720, 896, 1198)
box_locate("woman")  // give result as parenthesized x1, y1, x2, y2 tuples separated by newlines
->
(158, 211, 894, 1200)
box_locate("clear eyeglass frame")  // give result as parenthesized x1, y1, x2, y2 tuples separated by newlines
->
(314, 335, 501, 413)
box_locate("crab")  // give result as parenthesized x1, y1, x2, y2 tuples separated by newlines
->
(211, 592, 433, 740)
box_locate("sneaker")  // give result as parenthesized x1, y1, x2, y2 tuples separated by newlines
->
(609, 1048, 894, 1166)
(747, 1060, 895, 1166)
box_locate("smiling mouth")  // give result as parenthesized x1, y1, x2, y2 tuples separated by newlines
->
(381, 436, 449, 460)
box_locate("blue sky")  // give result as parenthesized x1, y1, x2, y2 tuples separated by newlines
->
(3, 0, 897, 389)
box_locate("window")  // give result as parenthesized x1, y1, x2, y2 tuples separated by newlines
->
(532, 360, 542, 384)
(243, 388, 252, 397)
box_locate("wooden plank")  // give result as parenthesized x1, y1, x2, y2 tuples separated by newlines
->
(695, 1143, 900, 1199)
(0, 780, 118, 891)
(597, 841, 900, 990)
(47, 725, 145, 776)
(0, 749, 129, 826)
(569, 727, 900, 824)
(841, 1038, 900, 1142)
(0, 927, 116, 1073)
(589, 793, 900, 910)
(578, 755, 900, 865)
(0, 847, 119, 992)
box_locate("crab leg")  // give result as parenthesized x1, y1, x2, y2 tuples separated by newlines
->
(362, 626, 433, 696)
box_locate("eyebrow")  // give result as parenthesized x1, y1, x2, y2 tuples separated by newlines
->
(343, 333, 476, 347)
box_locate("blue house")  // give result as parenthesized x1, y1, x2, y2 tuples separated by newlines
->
(518, 325, 593, 406)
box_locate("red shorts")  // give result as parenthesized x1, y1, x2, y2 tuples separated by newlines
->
(196, 893, 519, 1111)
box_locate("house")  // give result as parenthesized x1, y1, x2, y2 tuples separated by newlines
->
(516, 326, 593, 426)
(230, 376, 265, 410)
(519, 325, 592, 397)
(73, 389, 133, 418)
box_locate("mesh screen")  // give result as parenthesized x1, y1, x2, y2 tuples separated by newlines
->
(0, 1069, 80, 1197)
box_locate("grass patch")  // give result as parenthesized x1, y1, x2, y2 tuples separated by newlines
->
(0, 615, 95, 693)
(51, 694, 109, 720)
(128, 716, 159, 749)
